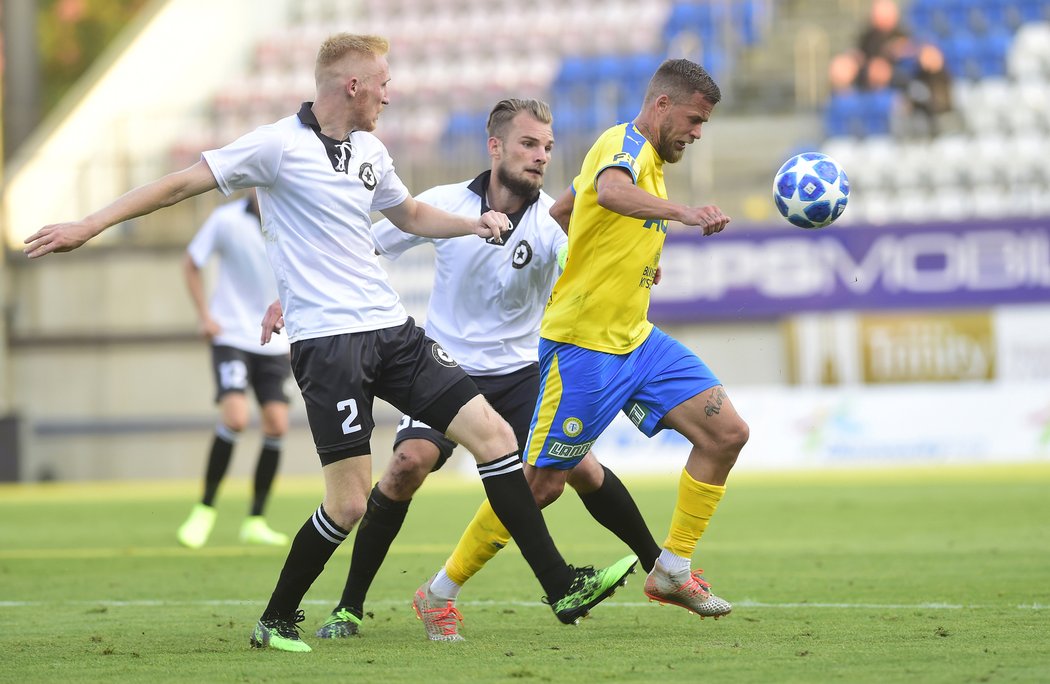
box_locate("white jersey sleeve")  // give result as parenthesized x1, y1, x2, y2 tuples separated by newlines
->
(202, 125, 284, 194)
(372, 217, 429, 260)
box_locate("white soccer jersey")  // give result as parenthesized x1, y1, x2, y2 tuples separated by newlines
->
(202, 103, 411, 343)
(372, 171, 568, 375)
(186, 197, 289, 356)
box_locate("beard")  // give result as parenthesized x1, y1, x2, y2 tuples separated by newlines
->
(496, 165, 543, 201)
(655, 120, 685, 163)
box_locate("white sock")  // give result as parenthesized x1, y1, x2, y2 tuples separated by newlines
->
(429, 568, 462, 600)
(657, 549, 691, 576)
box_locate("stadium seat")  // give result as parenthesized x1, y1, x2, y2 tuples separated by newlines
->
(824, 90, 865, 139)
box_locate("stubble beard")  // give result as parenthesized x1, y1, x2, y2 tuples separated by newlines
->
(496, 165, 542, 203)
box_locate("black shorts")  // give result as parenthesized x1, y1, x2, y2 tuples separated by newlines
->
(211, 345, 291, 405)
(289, 319, 479, 466)
(393, 363, 540, 471)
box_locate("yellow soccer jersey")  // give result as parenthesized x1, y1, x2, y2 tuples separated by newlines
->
(541, 123, 667, 353)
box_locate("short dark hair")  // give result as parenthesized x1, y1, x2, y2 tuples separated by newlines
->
(486, 99, 553, 140)
(644, 58, 721, 106)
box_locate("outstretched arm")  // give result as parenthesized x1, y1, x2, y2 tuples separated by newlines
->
(595, 166, 730, 236)
(24, 161, 219, 258)
(380, 196, 508, 243)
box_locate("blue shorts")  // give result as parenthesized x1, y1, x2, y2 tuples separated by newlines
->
(524, 327, 721, 470)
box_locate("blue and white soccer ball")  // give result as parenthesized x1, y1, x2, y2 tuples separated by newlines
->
(773, 152, 850, 229)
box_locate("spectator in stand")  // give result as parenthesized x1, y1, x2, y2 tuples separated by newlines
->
(905, 43, 957, 137)
(855, 0, 915, 87)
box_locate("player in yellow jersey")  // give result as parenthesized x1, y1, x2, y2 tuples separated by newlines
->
(429, 58, 747, 621)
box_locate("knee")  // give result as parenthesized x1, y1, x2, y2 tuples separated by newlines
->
(380, 442, 437, 499)
(223, 417, 249, 434)
(261, 407, 289, 437)
(566, 457, 604, 495)
(716, 418, 749, 465)
(323, 497, 367, 531)
(531, 477, 567, 508)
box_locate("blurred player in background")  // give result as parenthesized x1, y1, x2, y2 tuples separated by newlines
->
(23, 32, 635, 653)
(428, 58, 748, 621)
(265, 98, 660, 642)
(176, 189, 291, 550)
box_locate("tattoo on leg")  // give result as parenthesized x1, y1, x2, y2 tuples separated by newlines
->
(704, 387, 727, 417)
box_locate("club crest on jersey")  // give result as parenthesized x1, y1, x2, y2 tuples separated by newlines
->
(562, 417, 584, 437)
(431, 342, 458, 368)
(511, 239, 533, 269)
(359, 163, 377, 190)
(329, 140, 353, 173)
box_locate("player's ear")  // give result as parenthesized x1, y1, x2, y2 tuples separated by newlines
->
(487, 136, 501, 158)
(346, 77, 358, 97)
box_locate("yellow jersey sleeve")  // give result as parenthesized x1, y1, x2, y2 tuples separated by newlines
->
(540, 123, 667, 354)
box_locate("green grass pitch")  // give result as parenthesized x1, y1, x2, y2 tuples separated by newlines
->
(2, 463, 1048, 683)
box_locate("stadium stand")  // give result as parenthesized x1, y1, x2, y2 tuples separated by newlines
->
(169, 0, 1050, 228)
(822, 0, 1050, 225)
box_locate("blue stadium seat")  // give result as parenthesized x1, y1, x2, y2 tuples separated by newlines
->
(861, 88, 897, 137)
(824, 90, 865, 138)
(979, 28, 1013, 77)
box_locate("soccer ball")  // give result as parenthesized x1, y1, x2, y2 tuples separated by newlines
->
(773, 152, 850, 229)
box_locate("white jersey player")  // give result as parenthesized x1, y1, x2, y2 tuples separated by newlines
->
(176, 190, 293, 550)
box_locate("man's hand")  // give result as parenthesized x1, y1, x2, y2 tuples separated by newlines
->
(681, 205, 731, 236)
(260, 299, 284, 345)
(475, 210, 510, 244)
(198, 317, 222, 340)
(23, 221, 99, 258)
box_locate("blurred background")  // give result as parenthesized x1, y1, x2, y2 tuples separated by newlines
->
(1, 0, 1048, 483)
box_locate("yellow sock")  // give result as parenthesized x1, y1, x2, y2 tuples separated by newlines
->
(663, 468, 726, 559)
(443, 498, 512, 586)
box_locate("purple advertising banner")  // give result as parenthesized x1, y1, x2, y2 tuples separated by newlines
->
(650, 218, 1050, 321)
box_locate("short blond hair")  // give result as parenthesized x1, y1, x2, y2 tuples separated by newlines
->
(486, 99, 553, 140)
(315, 33, 389, 79)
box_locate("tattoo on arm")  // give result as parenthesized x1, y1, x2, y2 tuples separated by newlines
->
(704, 387, 727, 417)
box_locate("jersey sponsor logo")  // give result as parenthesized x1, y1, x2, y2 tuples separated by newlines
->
(642, 218, 668, 233)
(562, 416, 584, 437)
(612, 151, 638, 175)
(639, 265, 658, 289)
(431, 342, 458, 367)
(511, 239, 533, 269)
(329, 140, 354, 173)
(359, 163, 377, 190)
(546, 439, 596, 460)
(626, 401, 649, 428)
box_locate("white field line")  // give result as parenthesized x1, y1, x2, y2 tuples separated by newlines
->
(0, 598, 1046, 610)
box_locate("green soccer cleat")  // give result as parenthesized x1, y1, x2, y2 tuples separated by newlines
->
(239, 516, 290, 546)
(176, 503, 217, 549)
(249, 610, 312, 652)
(548, 554, 638, 625)
(315, 606, 363, 639)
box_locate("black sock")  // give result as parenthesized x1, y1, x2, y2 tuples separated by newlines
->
(250, 436, 281, 517)
(201, 426, 237, 507)
(337, 484, 411, 616)
(478, 453, 572, 599)
(579, 466, 661, 573)
(261, 505, 347, 620)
